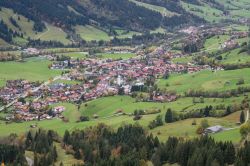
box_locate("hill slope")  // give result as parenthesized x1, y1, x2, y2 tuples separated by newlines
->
(0, 0, 249, 46)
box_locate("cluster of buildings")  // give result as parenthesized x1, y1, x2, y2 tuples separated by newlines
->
(0, 80, 40, 104)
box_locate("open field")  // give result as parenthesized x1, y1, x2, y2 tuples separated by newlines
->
(151, 117, 238, 142)
(80, 95, 244, 118)
(0, 59, 60, 87)
(55, 143, 84, 166)
(115, 29, 141, 39)
(35, 24, 71, 45)
(172, 56, 193, 64)
(97, 53, 136, 60)
(0, 8, 71, 45)
(0, 93, 245, 140)
(212, 128, 241, 143)
(219, 48, 250, 65)
(157, 68, 250, 94)
(129, 0, 176, 17)
(203, 35, 230, 52)
(60, 52, 88, 59)
(75, 25, 111, 41)
(181, 2, 225, 22)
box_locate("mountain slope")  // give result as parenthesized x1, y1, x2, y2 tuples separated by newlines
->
(0, 0, 249, 47)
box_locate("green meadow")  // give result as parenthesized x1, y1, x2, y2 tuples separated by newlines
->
(157, 68, 250, 94)
(60, 52, 88, 59)
(0, 59, 60, 87)
(75, 25, 111, 41)
(97, 53, 136, 60)
(129, 0, 176, 17)
(219, 48, 250, 65)
(0, 7, 71, 45)
(203, 35, 230, 53)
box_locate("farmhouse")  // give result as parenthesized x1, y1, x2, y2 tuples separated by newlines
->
(204, 125, 224, 134)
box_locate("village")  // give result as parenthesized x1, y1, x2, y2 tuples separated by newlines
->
(0, 24, 247, 122)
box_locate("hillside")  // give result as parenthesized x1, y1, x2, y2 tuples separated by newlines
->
(0, 0, 249, 47)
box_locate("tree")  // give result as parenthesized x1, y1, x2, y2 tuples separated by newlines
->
(200, 119, 209, 129)
(240, 111, 245, 124)
(165, 108, 173, 123)
(63, 130, 70, 145)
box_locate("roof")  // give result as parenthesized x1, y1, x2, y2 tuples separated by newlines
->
(205, 125, 223, 132)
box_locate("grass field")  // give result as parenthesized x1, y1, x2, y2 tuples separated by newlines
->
(203, 35, 230, 52)
(219, 48, 250, 65)
(157, 68, 250, 94)
(151, 117, 237, 142)
(212, 128, 241, 143)
(60, 52, 88, 59)
(75, 25, 111, 41)
(129, 0, 176, 17)
(97, 53, 136, 60)
(55, 143, 84, 166)
(0, 59, 60, 87)
(181, 1, 225, 22)
(0, 94, 244, 138)
(172, 56, 193, 64)
(115, 29, 141, 39)
(35, 24, 71, 45)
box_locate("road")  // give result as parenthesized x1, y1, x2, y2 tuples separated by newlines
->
(0, 75, 63, 112)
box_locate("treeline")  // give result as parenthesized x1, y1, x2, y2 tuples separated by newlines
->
(185, 86, 250, 98)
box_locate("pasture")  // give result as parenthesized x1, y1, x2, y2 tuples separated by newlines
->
(0, 59, 60, 87)
(0, 94, 244, 137)
(219, 48, 250, 65)
(75, 25, 111, 41)
(60, 52, 88, 59)
(151, 117, 238, 142)
(129, 0, 176, 17)
(97, 53, 136, 60)
(157, 68, 250, 94)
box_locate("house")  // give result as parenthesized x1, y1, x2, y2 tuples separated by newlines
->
(204, 125, 224, 134)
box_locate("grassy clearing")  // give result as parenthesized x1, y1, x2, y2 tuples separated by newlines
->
(80, 95, 244, 118)
(219, 48, 250, 65)
(181, 2, 225, 22)
(0, 59, 60, 87)
(35, 24, 71, 45)
(129, 0, 176, 16)
(55, 143, 84, 166)
(212, 128, 241, 143)
(96, 53, 136, 60)
(150, 117, 237, 142)
(60, 52, 88, 59)
(172, 56, 193, 64)
(75, 25, 111, 41)
(0, 95, 241, 136)
(115, 29, 141, 39)
(203, 35, 230, 52)
(157, 68, 250, 94)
